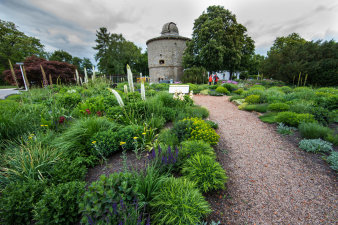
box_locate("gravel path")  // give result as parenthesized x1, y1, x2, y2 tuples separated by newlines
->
(0, 89, 20, 99)
(194, 95, 337, 225)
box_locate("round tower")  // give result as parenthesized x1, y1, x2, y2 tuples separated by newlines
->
(146, 22, 190, 83)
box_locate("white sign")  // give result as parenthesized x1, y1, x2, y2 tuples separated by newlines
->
(169, 85, 189, 94)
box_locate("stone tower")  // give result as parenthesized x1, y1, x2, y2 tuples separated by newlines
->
(146, 22, 190, 83)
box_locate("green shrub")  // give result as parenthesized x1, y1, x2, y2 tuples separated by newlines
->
(205, 120, 218, 129)
(233, 88, 244, 94)
(150, 177, 211, 225)
(298, 122, 332, 139)
(79, 173, 143, 224)
(91, 130, 119, 158)
(158, 128, 179, 147)
(182, 154, 228, 193)
(266, 89, 286, 103)
(117, 124, 143, 150)
(268, 103, 290, 112)
(325, 133, 338, 146)
(33, 181, 86, 225)
(208, 84, 219, 90)
(186, 117, 220, 145)
(185, 106, 209, 119)
(259, 112, 278, 124)
(172, 119, 194, 143)
(242, 104, 268, 113)
(200, 89, 210, 95)
(182, 66, 207, 84)
(229, 95, 244, 101)
(289, 101, 314, 113)
(0, 180, 46, 225)
(280, 86, 293, 93)
(180, 140, 216, 162)
(0, 100, 43, 140)
(55, 92, 81, 109)
(215, 86, 229, 95)
(277, 123, 295, 135)
(276, 111, 315, 127)
(147, 115, 166, 130)
(245, 95, 260, 104)
(1, 141, 63, 185)
(50, 157, 87, 184)
(299, 139, 333, 153)
(327, 151, 338, 171)
(52, 117, 117, 159)
(222, 83, 238, 92)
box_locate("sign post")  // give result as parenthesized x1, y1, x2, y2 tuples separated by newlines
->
(16, 62, 28, 91)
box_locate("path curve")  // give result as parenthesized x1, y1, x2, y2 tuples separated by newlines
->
(194, 95, 337, 225)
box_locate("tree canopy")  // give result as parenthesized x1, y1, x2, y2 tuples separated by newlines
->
(261, 33, 338, 86)
(0, 20, 46, 76)
(183, 5, 255, 79)
(93, 27, 148, 75)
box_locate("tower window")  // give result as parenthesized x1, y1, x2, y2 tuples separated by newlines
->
(159, 60, 164, 64)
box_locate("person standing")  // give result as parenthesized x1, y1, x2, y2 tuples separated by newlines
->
(208, 74, 213, 85)
(214, 74, 219, 85)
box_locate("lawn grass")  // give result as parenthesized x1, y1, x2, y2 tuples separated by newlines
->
(0, 85, 17, 89)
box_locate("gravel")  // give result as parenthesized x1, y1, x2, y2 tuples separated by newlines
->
(194, 95, 337, 225)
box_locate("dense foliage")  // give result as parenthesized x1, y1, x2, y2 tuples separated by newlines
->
(183, 5, 254, 79)
(261, 33, 338, 86)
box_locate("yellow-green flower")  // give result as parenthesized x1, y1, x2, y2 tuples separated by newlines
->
(133, 137, 138, 140)
(142, 132, 146, 135)
(40, 125, 44, 127)
(92, 141, 97, 144)
(28, 136, 32, 139)
(120, 141, 126, 145)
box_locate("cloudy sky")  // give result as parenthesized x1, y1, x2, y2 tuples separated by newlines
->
(1, 0, 337, 64)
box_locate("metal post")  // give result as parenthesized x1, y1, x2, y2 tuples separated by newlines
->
(17, 63, 28, 91)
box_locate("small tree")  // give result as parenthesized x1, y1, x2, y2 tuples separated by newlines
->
(2, 56, 77, 87)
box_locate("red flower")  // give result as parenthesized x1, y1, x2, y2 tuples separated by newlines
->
(85, 109, 91, 115)
(96, 111, 102, 117)
(59, 116, 65, 124)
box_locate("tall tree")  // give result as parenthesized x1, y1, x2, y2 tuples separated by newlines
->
(49, 50, 73, 64)
(261, 33, 338, 86)
(93, 28, 145, 75)
(0, 20, 45, 76)
(183, 5, 255, 79)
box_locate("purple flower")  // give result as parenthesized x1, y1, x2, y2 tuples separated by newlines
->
(146, 215, 151, 225)
(120, 199, 124, 209)
(175, 146, 179, 158)
(158, 145, 162, 157)
(119, 221, 123, 225)
(137, 216, 142, 225)
(162, 155, 167, 164)
(151, 148, 156, 159)
(87, 215, 95, 225)
(112, 202, 118, 215)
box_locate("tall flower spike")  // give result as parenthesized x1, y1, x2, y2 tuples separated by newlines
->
(124, 84, 128, 94)
(92, 65, 96, 81)
(110, 88, 124, 107)
(75, 69, 80, 85)
(141, 79, 146, 100)
(126, 64, 134, 92)
(84, 67, 88, 83)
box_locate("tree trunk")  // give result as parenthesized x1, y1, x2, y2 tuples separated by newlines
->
(229, 71, 233, 80)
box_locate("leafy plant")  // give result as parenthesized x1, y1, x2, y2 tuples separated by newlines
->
(277, 123, 295, 135)
(242, 104, 268, 113)
(327, 151, 338, 171)
(205, 120, 218, 129)
(222, 83, 238, 92)
(298, 122, 332, 139)
(268, 103, 290, 112)
(0, 180, 46, 225)
(182, 153, 228, 193)
(215, 86, 229, 95)
(158, 128, 179, 147)
(150, 177, 211, 225)
(245, 94, 260, 104)
(180, 140, 216, 162)
(50, 157, 87, 184)
(1, 140, 63, 185)
(79, 173, 144, 224)
(259, 112, 278, 123)
(33, 181, 86, 225)
(185, 118, 220, 145)
(299, 139, 333, 153)
(91, 130, 120, 157)
(276, 111, 315, 127)
(171, 119, 194, 143)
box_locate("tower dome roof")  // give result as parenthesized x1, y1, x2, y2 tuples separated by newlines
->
(161, 22, 179, 36)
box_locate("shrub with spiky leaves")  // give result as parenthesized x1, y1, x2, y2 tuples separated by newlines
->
(299, 139, 333, 153)
(327, 151, 338, 171)
(150, 177, 211, 225)
(182, 153, 228, 193)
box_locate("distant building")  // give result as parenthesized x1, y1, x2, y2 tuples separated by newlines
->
(146, 22, 190, 83)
